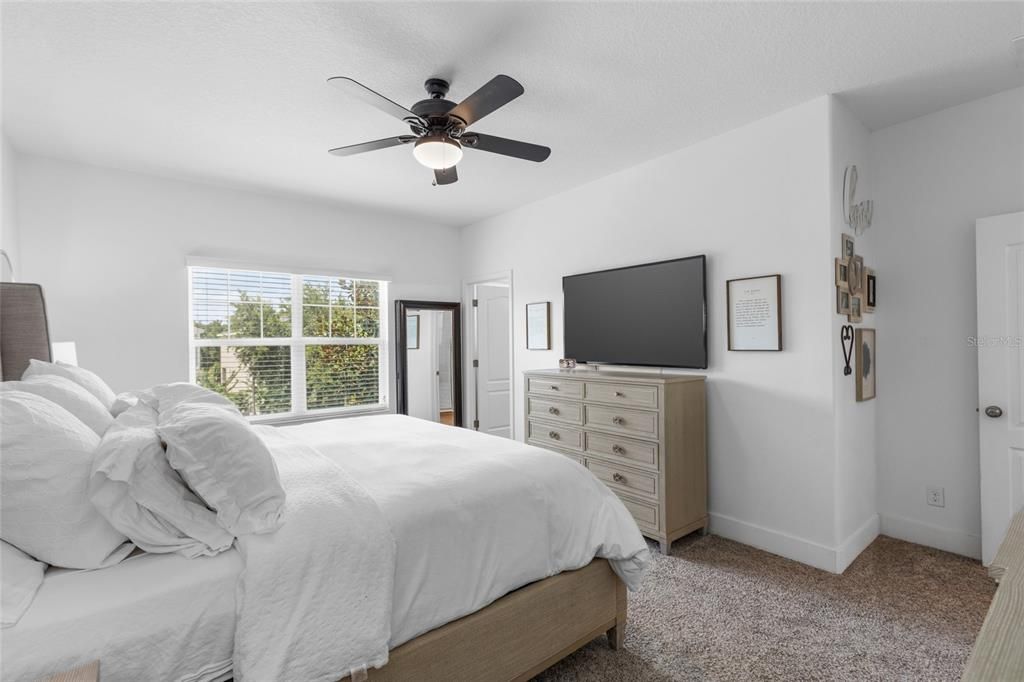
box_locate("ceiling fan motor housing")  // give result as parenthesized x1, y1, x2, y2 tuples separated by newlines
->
(411, 78, 466, 133)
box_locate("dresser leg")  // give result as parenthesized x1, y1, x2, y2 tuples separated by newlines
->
(659, 539, 671, 554)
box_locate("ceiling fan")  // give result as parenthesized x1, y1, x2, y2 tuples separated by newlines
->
(326, 74, 550, 186)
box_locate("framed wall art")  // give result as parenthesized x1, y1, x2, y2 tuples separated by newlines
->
(526, 302, 551, 350)
(835, 258, 850, 291)
(841, 233, 855, 260)
(849, 255, 865, 295)
(727, 274, 782, 351)
(865, 269, 876, 312)
(836, 288, 851, 315)
(848, 295, 863, 323)
(855, 328, 876, 401)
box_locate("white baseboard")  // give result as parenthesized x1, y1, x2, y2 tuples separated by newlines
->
(709, 512, 840, 573)
(836, 514, 880, 573)
(709, 512, 880, 574)
(879, 513, 981, 559)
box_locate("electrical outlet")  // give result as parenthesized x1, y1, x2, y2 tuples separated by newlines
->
(926, 486, 945, 508)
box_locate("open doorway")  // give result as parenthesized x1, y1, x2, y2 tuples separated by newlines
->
(465, 275, 513, 438)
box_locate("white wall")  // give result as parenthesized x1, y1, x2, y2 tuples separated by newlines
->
(16, 155, 462, 400)
(461, 98, 844, 569)
(830, 98, 879, 571)
(870, 87, 1024, 558)
(1, 135, 19, 281)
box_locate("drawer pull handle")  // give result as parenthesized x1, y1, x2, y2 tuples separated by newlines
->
(612, 445, 626, 455)
(612, 473, 626, 483)
(614, 391, 624, 397)
(612, 416, 625, 425)
(549, 431, 560, 440)
(550, 385, 559, 391)
(548, 407, 560, 415)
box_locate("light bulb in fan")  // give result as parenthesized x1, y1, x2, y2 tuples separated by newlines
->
(413, 135, 463, 170)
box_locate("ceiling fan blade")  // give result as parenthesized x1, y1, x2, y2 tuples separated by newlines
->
(448, 75, 524, 128)
(328, 136, 417, 157)
(463, 133, 550, 162)
(328, 77, 424, 125)
(434, 166, 458, 185)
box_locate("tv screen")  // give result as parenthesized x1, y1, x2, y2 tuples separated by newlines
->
(563, 256, 707, 369)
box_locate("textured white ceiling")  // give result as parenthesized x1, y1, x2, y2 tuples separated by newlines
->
(3, 2, 1022, 226)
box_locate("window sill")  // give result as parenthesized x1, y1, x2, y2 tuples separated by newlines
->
(250, 405, 390, 427)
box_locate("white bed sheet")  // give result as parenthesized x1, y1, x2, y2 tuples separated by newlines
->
(1, 549, 241, 682)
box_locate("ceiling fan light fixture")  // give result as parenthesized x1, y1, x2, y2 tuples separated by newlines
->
(413, 135, 463, 170)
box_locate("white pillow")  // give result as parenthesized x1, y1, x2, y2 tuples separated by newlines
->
(159, 402, 285, 536)
(90, 402, 235, 557)
(1, 541, 46, 628)
(149, 382, 240, 411)
(21, 359, 117, 410)
(109, 383, 237, 417)
(0, 391, 133, 569)
(1, 375, 114, 436)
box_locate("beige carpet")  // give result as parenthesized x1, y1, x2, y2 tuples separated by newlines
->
(534, 534, 995, 681)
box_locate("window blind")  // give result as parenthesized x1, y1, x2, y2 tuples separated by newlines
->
(189, 266, 388, 418)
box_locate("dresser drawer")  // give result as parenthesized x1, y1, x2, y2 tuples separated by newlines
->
(585, 404, 659, 439)
(546, 446, 585, 467)
(527, 397, 583, 425)
(587, 460, 659, 499)
(585, 381, 659, 409)
(528, 420, 584, 451)
(527, 377, 583, 399)
(618, 494, 661, 532)
(586, 432, 659, 471)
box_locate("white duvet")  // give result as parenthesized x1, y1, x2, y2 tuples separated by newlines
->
(283, 414, 650, 648)
(6, 413, 649, 682)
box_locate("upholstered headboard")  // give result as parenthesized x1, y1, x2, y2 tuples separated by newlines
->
(0, 283, 52, 381)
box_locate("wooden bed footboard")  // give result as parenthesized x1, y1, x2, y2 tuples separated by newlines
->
(340, 559, 627, 682)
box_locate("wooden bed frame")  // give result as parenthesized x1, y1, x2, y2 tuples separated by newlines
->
(0, 284, 629, 682)
(341, 559, 626, 682)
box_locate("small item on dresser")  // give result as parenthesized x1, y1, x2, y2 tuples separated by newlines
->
(558, 358, 577, 369)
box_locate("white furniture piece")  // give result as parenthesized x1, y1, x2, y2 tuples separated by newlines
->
(524, 368, 707, 553)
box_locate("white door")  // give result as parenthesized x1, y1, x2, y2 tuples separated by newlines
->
(436, 310, 453, 411)
(977, 211, 1024, 565)
(475, 283, 511, 438)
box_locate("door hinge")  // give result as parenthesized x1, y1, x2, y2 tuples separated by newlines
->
(472, 359, 479, 368)
(473, 419, 480, 429)
(472, 299, 479, 307)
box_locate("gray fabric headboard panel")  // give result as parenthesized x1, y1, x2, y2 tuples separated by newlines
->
(0, 283, 52, 381)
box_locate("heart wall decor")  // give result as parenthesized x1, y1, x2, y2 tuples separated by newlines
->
(841, 324, 854, 376)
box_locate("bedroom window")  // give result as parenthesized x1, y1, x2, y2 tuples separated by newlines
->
(188, 265, 388, 420)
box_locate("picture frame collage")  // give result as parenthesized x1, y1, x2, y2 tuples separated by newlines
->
(835, 232, 875, 322)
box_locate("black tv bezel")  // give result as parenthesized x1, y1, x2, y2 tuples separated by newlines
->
(561, 254, 708, 370)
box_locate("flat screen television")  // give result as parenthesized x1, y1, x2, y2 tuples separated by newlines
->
(562, 255, 707, 369)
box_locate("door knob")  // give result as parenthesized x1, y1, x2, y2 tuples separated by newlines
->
(984, 405, 1004, 418)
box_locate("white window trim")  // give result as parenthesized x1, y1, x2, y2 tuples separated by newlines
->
(187, 262, 390, 422)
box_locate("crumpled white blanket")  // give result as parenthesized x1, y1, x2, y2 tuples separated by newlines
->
(232, 426, 396, 682)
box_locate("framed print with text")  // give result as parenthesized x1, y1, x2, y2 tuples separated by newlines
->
(727, 275, 782, 351)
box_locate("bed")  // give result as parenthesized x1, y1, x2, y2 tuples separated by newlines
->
(0, 282, 648, 681)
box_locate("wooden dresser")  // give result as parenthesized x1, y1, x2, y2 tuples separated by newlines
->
(523, 368, 707, 553)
